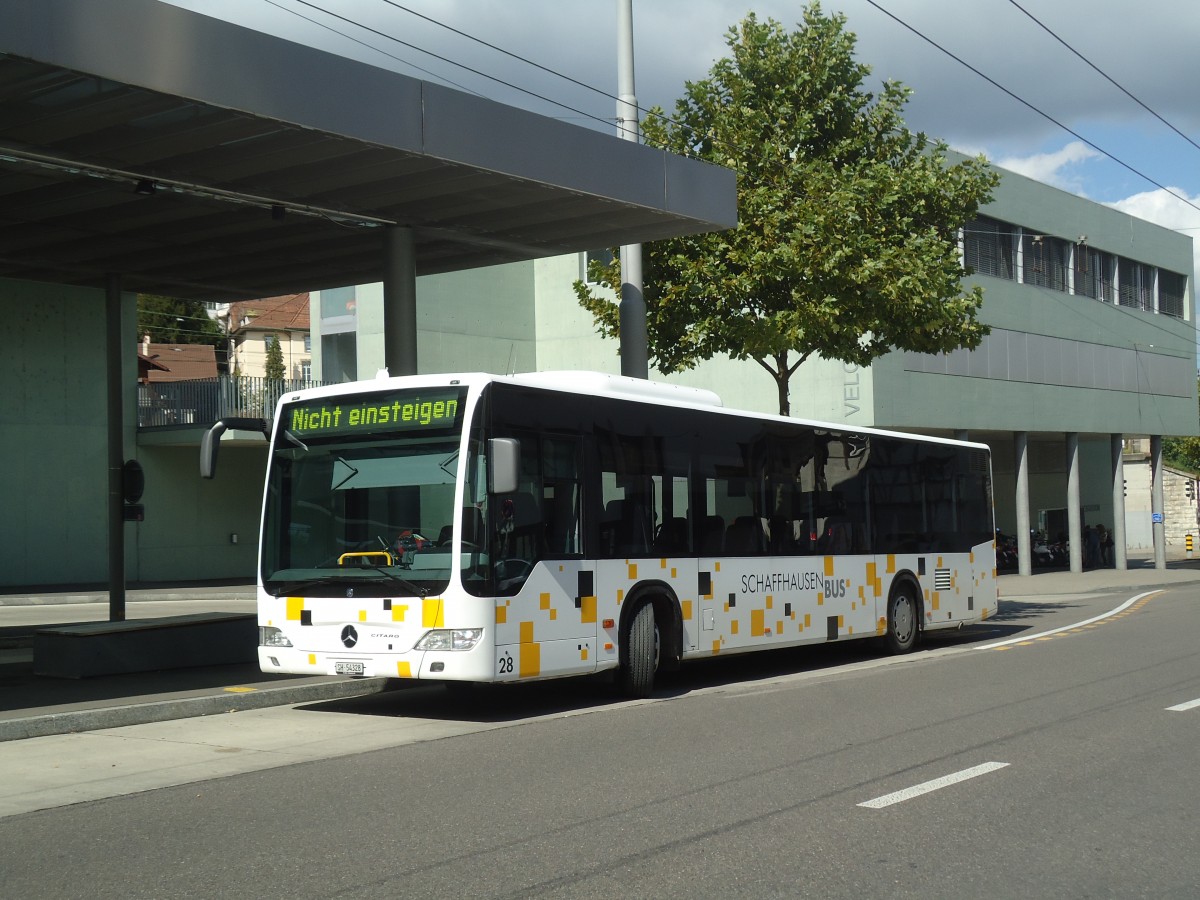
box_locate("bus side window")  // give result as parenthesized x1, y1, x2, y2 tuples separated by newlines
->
(541, 436, 582, 557)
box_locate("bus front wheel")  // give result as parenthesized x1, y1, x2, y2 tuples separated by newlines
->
(884, 583, 919, 654)
(619, 601, 659, 699)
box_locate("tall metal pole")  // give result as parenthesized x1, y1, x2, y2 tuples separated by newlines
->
(616, 0, 647, 378)
(105, 273, 126, 622)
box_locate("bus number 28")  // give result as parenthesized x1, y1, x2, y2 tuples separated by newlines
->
(498, 653, 514, 675)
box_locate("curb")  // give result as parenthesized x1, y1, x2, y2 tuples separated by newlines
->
(0, 676, 392, 743)
(0, 592, 254, 607)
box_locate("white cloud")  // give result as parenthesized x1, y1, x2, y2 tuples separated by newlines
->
(994, 142, 1101, 193)
(1108, 188, 1200, 280)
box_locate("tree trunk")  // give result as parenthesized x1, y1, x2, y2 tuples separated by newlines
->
(755, 353, 792, 416)
(775, 369, 790, 417)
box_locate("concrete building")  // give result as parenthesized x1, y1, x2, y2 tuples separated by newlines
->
(310, 160, 1197, 573)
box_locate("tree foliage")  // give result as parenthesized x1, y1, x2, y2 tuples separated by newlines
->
(575, 4, 999, 415)
(1163, 376, 1200, 472)
(136, 294, 224, 346)
(264, 335, 287, 383)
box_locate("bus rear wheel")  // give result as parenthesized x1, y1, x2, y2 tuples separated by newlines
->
(884, 583, 919, 654)
(619, 601, 659, 699)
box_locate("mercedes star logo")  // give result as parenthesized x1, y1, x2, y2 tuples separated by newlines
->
(340, 624, 359, 648)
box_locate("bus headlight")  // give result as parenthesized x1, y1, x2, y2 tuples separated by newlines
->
(259, 626, 293, 648)
(415, 628, 483, 651)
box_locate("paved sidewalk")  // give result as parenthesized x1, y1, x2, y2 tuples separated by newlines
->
(0, 581, 392, 742)
(997, 556, 1200, 597)
(1, 558, 1197, 743)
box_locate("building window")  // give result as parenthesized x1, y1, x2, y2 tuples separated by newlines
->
(301, 361, 312, 382)
(1074, 245, 1114, 302)
(263, 333, 277, 350)
(1118, 258, 1154, 311)
(1158, 270, 1186, 318)
(1021, 233, 1069, 292)
(304, 334, 312, 353)
(963, 217, 1015, 280)
(584, 248, 615, 284)
(320, 286, 356, 320)
(322, 332, 357, 383)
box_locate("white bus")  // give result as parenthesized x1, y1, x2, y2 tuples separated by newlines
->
(202, 371, 996, 697)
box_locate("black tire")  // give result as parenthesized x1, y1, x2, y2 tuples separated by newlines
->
(619, 601, 658, 698)
(884, 583, 919, 654)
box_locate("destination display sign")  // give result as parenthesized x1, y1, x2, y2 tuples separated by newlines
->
(284, 388, 464, 438)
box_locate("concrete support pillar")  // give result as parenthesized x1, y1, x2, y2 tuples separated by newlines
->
(383, 225, 418, 376)
(105, 273, 126, 622)
(1111, 434, 1127, 570)
(1014, 431, 1032, 576)
(1066, 433, 1082, 572)
(1151, 435, 1166, 569)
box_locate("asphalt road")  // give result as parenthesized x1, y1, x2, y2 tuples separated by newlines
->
(2, 583, 1198, 898)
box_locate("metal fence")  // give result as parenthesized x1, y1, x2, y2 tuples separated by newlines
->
(138, 376, 327, 428)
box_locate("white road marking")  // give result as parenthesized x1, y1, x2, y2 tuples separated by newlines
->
(1166, 697, 1200, 712)
(976, 591, 1159, 649)
(858, 761, 1010, 809)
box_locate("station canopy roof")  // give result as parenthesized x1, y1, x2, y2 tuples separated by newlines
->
(0, 0, 736, 302)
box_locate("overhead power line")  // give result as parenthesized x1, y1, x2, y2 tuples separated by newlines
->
(285, 0, 620, 133)
(262, 0, 482, 96)
(380, 1, 621, 109)
(864, 0, 1200, 217)
(1005, 0, 1200, 157)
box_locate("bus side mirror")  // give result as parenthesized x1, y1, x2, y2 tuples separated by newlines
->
(200, 417, 269, 479)
(488, 438, 520, 494)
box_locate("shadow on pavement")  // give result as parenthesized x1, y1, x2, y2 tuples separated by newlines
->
(0, 662, 334, 715)
(295, 627, 999, 725)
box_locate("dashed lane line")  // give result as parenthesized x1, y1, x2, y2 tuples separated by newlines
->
(858, 762, 1011, 809)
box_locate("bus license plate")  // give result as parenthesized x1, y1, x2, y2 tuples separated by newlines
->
(335, 661, 365, 676)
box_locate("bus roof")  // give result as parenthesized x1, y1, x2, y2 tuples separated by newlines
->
(504, 371, 723, 410)
(280, 370, 989, 452)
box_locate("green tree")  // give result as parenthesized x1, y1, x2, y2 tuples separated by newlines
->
(1163, 375, 1200, 472)
(264, 335, 286, 383)
(576, 5, 999, 415)
(136, 294, 224, 345)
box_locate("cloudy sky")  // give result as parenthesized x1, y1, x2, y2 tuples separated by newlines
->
(165, 0, 1200, 262)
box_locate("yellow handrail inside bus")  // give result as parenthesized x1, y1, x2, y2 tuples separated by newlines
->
(337, 550, 394, 567)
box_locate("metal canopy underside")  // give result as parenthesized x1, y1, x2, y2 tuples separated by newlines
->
(0, 0, 735, 302)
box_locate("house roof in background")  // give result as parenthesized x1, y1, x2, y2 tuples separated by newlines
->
(144, 342, 218, 381)
(227, 293, 310, 335)
(136, 352, 171, 381)
(0, 0, 736, 303)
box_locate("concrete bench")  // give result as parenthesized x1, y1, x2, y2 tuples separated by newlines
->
(33, 612, 256, 678)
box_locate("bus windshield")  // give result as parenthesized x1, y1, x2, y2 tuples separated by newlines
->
(261, 387, 467, 597)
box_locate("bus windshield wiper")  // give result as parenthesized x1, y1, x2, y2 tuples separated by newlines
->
(264, 575, 346, 597)
(356, 566, 428, 599)
(266, 569, 426, 599)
